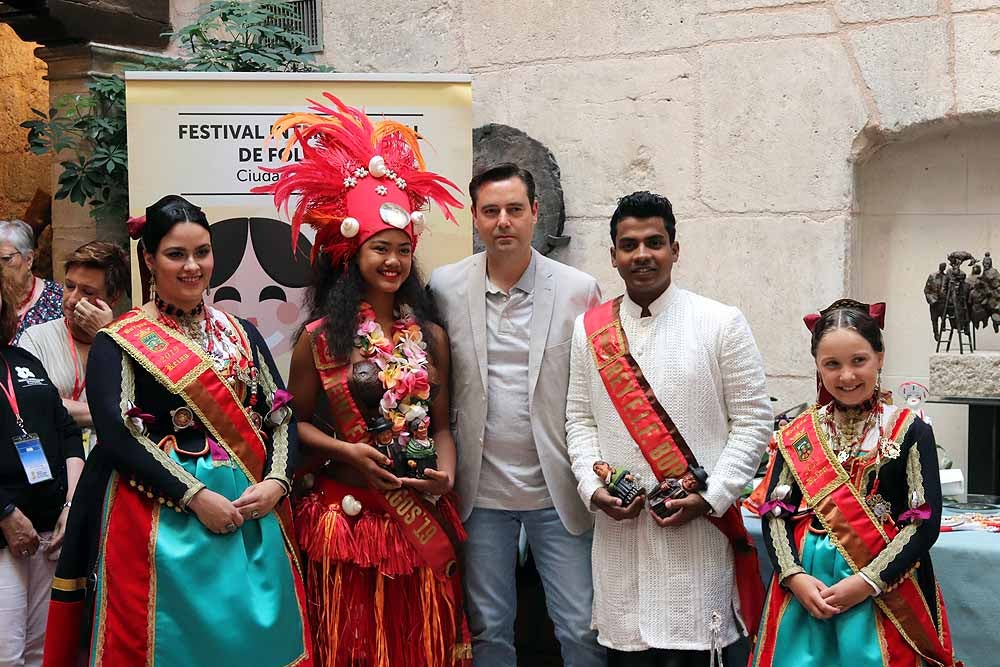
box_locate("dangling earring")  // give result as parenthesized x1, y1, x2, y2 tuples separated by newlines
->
(148, 274, 157, 300)
(873, 368, 883, 404)
(815, 371, 833, 406)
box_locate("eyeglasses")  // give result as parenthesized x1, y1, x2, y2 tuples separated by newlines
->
(0, 253, 23, 265)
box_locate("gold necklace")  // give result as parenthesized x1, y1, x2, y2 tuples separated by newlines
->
(823, 404, 879, 463)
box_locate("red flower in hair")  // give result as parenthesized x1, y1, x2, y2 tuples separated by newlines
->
(127, 215, 147, 240)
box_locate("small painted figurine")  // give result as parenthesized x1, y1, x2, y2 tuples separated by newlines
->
(369, 416, 400, 472)
(593, 460, 642, 505)
(403, 417, 437, 479)
(647, 466, 708, 519)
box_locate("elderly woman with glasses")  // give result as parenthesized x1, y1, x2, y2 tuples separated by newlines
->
(0, 221, 63, 345)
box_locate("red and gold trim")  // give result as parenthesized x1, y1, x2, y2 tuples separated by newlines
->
(90, 473, 157, 666)
(106, 309, 298, 563)
(777, 409, 953, 666)
(583, 297, 766, 639)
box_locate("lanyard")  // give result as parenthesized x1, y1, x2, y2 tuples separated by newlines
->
(0, 357, 26, 433)
(64, 319, 85, 401)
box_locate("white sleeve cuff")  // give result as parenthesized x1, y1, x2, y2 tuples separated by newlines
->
(858, 571, 882, 595)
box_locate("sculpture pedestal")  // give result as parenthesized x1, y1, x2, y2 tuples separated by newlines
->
(929, 351, 1000, 397)
(929, 351, 1000, 494)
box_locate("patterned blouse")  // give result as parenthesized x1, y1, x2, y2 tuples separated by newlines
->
(13, 279, 64, 345)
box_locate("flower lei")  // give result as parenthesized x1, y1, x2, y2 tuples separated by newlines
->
(355, 301, 431, 444)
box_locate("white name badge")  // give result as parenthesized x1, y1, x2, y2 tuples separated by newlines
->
(14, 434, 53, 484)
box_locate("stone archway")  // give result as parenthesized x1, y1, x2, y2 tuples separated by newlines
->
(852, 121, 1000, 476)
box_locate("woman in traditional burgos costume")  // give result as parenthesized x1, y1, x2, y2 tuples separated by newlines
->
(42, 195, 311, 667)
(751, 299, 958, 667)
(256, 93, 470, 666)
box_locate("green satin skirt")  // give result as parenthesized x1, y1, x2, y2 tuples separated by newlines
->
(760, 532, 886, 667)
(92, 448, 306, 666)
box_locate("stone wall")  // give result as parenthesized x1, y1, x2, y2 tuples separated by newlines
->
(0, 24, 50, 224)
(317, 0, 1000, 421)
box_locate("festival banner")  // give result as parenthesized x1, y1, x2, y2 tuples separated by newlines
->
(125, 72, 473, 375)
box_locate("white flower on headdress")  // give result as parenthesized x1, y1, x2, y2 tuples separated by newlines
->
(375, 185, 388, 196)
(354, 167, 368, 178)
(340, 217, 360, 238)
(395, 178, 407, 190)
(343, 176, 358, 188)
(386, 170, 397, 180)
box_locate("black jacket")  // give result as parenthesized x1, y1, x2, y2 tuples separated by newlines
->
(0, 346, 83, 547)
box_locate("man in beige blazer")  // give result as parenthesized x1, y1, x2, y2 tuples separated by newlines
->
(428, 163, 604, 667)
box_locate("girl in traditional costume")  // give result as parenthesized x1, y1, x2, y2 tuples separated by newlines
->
(256, 93, 471, 666)
(42, 195, 311, 667)
(751, 299, 958, 667)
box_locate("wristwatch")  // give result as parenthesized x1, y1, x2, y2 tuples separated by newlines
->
(0, 503, 16, 520)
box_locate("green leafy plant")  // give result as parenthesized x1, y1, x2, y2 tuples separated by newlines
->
(22, 76, 127, 226)
(161, 0, 323, 72)
(21, 0, 326, 226)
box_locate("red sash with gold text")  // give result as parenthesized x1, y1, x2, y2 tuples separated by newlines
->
(776, 409, 953, 666)
(583, 297, 766, 639)
(305, 319, 459, 580)
(106, 309, 297, 546)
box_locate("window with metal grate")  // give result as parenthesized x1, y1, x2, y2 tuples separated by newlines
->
(270, 0, 323, 53)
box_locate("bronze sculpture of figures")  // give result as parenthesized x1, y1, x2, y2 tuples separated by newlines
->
(925, 262, 947, 342)
(927, 250, 1000, 352)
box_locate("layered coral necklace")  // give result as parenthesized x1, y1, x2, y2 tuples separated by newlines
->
(355, 301, 431, 434)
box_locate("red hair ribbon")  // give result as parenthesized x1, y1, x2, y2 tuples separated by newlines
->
(803, 300, 887, 332)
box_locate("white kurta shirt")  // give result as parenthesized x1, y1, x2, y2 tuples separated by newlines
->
(566, 284, 772, 651)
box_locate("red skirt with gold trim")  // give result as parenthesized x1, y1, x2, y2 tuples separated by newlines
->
(295, 476, 471, 667)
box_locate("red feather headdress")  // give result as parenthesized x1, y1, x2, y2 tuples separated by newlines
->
(253, 92, 463, 267)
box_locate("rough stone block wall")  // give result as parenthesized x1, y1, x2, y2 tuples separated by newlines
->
(0, 24, 50, 224)
(207, 0, 997, 408)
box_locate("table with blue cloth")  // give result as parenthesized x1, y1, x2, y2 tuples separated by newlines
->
(743, 509, 999, 667)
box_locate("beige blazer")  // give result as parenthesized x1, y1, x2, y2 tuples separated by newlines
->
(428, 250, 601, 535)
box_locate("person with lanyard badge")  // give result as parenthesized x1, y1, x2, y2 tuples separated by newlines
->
(41, 195, 312, 667)
(0, 220, 64, 345)
(19, 242, 129, 455)
(750, 300, 960, 667)
(0, 272, 84, 667)
(255, 93, 472, 666)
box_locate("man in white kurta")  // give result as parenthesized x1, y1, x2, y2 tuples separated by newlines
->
(566, 191, 771, 666)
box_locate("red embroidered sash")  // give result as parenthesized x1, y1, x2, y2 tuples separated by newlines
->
(306, 319, 459, 580)
(583, 297, 766, 639)
(776, 409, 953, 666)
(106, 309, 296, 546)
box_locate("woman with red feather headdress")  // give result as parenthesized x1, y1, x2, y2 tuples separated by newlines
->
(255, 93, 471, 666)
